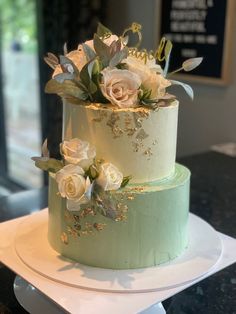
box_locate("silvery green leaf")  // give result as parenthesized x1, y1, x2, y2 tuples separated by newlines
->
(109, 39, 122, 55)
(63, 42, 68, 55)
(88, 60, 96, 78)
(76, 80, 88, 92)
(163, 40, 172, 76)
(182, 57, 203, 72)
(59, 55, 79, 75)
(120, 175, 132, 188)
(109, 47, 129, 68)
(45, 79, 63, 94)
(93, 34, 111, 66)
(53, 73, 75, 83)
(31, 157, 63, 173)
(44, 52, 59, 69)
(170, 80, 194, 100)
(121, 35, 129, 46)
(63, 80, 88, 99)
(80, 63, 90, 86)
(96, 22, 112, 37)
(82, 43, 96, 62)
(89, 80, 97, 94)
(42, 139, 49, 157)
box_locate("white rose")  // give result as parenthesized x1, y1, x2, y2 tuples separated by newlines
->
(100, 68, 141, 108)
(61, 138, 96, 170)
(96, 163, 123, 191)
(53, 35, 121, 77)
(55, 164, 92, 211)
(123, 56, 171, 99)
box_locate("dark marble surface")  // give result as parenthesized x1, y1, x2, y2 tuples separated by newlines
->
(0, 151, 235, 313)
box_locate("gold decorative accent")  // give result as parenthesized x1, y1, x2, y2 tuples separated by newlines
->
(93, 223, 106, 231)
(136, 128, 149, 141)
(127, 195, 134, 200)
(61, 232, 68, 245)
(144, 147, 153, 159)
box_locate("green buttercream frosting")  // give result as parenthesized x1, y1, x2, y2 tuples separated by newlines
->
(48, 163, 190, 269)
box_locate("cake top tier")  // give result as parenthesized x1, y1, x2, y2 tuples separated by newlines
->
(44, 22, 203, 109)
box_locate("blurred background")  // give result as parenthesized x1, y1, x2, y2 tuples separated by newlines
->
(0, 0, 236, 196)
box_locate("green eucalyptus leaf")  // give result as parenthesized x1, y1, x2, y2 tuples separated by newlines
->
(82, 43, 97, 62)
(96, 22, 112, 37)
(109, 39, 122, 55)
(32, 157, 63, 173)
(45, 79, 63, 94)
(109, 47, 129, 68)
(59, 55, 79, 75)
(163, 40, 172, 76)
(182, 57, 203, 72)
(53, 73, 75, 83)
(42, 139, 49, 158)
(63, 80, 88, 99)
(170, 80, 194, 100)
(63, 42, 68, 55)
(120, 175, 132, 188)
(44, 52, 59, 69)
(89, 80, 98, 94)
(75, 80, 88, 92)
(80, 63, 90, 86)
(93, 34, 111, 66)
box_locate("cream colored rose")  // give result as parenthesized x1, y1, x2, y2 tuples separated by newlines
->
(61, 138, 96, 170)
(96, 163, 123, 191)
(100, 68, 141, 108)
(55, 164, 91, 211)
(53, 35, 121, 77)
(123, 56, 171, 99)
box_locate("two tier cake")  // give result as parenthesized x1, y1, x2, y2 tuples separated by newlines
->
(33, 23, 202, 269)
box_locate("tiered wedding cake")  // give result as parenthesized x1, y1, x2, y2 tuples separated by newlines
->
(33, 23, 202, 269)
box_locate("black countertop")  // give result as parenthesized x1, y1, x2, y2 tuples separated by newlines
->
(0, 151, 235, 313)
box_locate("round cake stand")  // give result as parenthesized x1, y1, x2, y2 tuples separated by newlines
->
(13, 212, 222, 313)
(14, 275, 65, 314)
(14, 212, 222, 293)
(13, 276, 166, 314)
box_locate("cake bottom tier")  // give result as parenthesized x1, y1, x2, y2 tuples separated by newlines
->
(48, 163, 190, 269)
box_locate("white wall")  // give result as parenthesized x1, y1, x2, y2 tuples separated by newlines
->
(107, 0, 236, 156)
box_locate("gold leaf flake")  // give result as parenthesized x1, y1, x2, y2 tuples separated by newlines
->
(136, 128, 149, 141)
(61, 232, 68, 245)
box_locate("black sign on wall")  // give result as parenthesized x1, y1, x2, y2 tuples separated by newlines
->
(160, 0, 235, 84)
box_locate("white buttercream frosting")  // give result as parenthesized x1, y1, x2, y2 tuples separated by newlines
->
(63, 100, 179, 183)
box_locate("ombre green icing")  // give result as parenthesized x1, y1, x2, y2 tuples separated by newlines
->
(48, 163, 190, 269)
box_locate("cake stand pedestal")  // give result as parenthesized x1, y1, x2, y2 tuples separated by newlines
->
(1, 209, 236, 314)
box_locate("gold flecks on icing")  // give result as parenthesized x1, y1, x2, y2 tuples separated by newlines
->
(93, 223, 106, 231)
(79, 208, 96, 218)
(132, 141, 144, 152)
(106, 112, 125, 138)
(61, 232, 68, 244)
(67, 226, 78, 237)
(144, 147, 153, 159)
(92, 110, 108, 123)
(64, 210, 73, 222)
(127, 195, 134, 200)
(137, 108, 150, 118)
(136, 128, 149, 141)
(131, 186, 144, 192)
(133, 112, 143, 128)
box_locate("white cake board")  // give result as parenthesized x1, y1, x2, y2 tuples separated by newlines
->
(14, 210, 222, 293)
(0, 209, 236, 314)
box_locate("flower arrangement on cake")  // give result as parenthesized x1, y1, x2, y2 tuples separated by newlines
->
(44, 22, 202, 108)
(32, 22, 202, 237)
